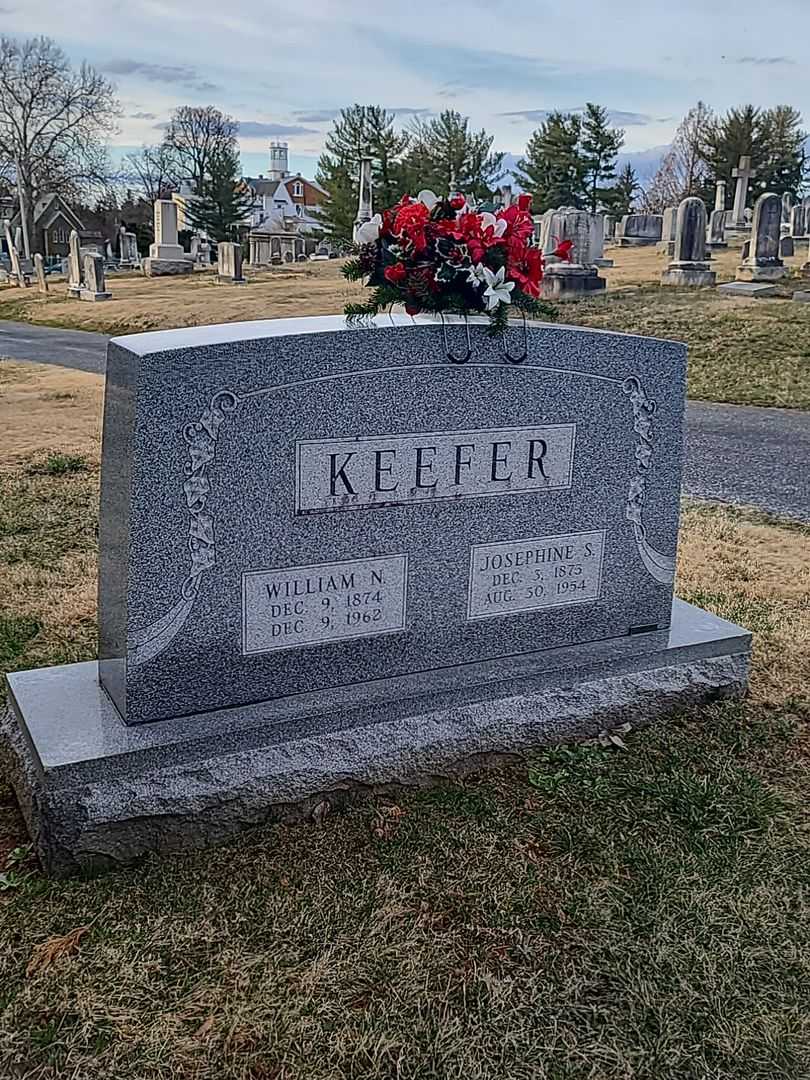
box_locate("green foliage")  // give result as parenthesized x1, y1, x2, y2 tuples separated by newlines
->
(580, 103, 625, 213)
(316, 105, 410, 244)
(27, 453, 88, 476)
(402, 110, 505, 200)
(604, 161, 639, 216)
(513, 111, 586, 212)
(702, 104, 807, 205)
(184, 147, 253, 243)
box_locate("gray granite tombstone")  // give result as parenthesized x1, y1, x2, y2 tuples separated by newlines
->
(661, 198, 715, 287)
(737, 192, 787, 282)
(2, 316, 752, 875)
(540, 210, 606, 299)
(615, 214, 663, 246)
(658, 207, 678, 255)
(780, 235, 794, 258)
(80, 252, 112, 300)
(217, 241, 245, 283)
(707, 208, 727, 249)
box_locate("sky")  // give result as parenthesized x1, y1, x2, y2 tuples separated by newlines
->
(2, 0, 809, 182)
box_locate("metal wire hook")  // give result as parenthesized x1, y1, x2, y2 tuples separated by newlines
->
(502, 312, 528, 364)
(441, 312, 472, 364)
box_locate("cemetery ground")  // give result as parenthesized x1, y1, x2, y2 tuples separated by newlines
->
(2, 243, 810, 409)
(0, 356, 809, 1075)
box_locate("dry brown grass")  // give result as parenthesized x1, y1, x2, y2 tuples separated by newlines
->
(0, 261, 366, 334)
(0, 361, 102, 464)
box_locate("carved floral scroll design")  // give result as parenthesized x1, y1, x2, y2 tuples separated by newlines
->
(129, 389, 238, 667)
(621, 375, 676, 585)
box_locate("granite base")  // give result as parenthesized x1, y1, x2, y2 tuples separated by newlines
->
(1, 600, 750, 878)
(79, 289, 111, 301)
(718, 282, 779, 298)
(540, 267, 606, 301)
(142, 257, 194, 277)
(736, 263, 788, 282)
(616, 237, 659, 246)
(661, 266, 717, 287)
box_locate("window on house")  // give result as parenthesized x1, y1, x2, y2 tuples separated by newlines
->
(53, 228, 68, 243)
(292, 181, 303, 197)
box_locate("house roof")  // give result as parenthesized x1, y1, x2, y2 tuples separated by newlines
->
(9, 193, 84, 232)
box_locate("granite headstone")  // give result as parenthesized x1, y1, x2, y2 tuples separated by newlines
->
(737, 192, 787, 282)
(2, 316, 753, 874)
(661, 198, 715, 287)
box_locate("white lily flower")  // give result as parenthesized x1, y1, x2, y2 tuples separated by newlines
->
(479, 211, 508, 238)
(354, 213, 382, 245)
(482, 265, 514, 310)
(467, 262, 487, 288)
(417, 189, 439, 209)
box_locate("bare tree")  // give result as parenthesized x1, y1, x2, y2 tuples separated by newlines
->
(0, 35, 120, 255)
(642, 102, 714, 212)
(124, 143, 180, 203)
(164, 106, 238, 193)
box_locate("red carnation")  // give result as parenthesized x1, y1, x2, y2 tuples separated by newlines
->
(405, 303, 421, 316)
(384, 262, 407, 284)
(449, 194, 465, 210)
(517, 193, 532, 212)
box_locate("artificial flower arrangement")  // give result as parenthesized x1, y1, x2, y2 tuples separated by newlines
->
(343, 190, 572, 336)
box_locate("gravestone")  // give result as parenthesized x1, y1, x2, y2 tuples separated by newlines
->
(2, 315, 752, 875)
(707, 208, 727, 249)
(780, 235, 794, 258)
(541, 210, 607, 299)
(80, 252, 112, 300)
(119, 227, 139, 267)
(782, 192, 794, 225)
(729, 155, 756, 230)
(714, 180, 727, 212)
(143, 200, 193, 277)
(67, 229, 82, 296)
(33, 253, 48, 293)
(661, 198, 715, 287)
(615, 214, 663, 246)
(657, 207, 678, 256)
(3, 221, 26, 286)
(217, 241, 245, 283)
(718, 281, 778, 299)
(737, 192, 787, 282)
(790, 200, 810, 239)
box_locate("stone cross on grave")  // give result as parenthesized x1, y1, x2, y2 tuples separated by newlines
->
(352, 147, 374, 243)
(731, 155, 757, 226)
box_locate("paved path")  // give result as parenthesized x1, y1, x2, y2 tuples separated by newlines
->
(2, 319, 809, 522)
(0, 319, 107, 374)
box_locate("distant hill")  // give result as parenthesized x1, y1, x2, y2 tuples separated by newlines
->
(500, 145, 668, 192)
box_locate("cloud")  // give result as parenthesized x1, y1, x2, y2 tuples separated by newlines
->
(732, 55, 795, 66)
(389, 107, 431, 116)
(130, 111, 157, 120)
(238, 121, 318, 137)
(103, 58, 218, 93)
(292, 109, 341, 123)
(500, 107, 662, 126)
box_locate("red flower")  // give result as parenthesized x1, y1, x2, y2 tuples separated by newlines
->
(553, 239, 574, 262)
(405, 303, 421, 316)
(384, 262, 407, 284)
(517, 193, 532, 212)
(393, 200, 431, 253)
(449, 194, 466, 210)
(508, 245, 544, 298)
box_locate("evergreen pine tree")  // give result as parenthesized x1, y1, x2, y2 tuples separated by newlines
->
(580, 104, 624, 213)
(402, 110, 504, 199)
(701, 105, 764, 206)
(759, 105, 807, 195)
(513, 112, 586, 212)
(315, 105, 409, 243)
(604, 162, 639, 216)
(185, 147, 253, 242)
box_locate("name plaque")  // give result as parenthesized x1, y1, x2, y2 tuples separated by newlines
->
(295, 425, 576, 513)
(242, 554, 408, 655)
(467, 530, 605, 620)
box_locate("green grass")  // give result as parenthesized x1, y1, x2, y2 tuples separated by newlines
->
(0, 466, 98, 568)
(566, 286, 810, 409)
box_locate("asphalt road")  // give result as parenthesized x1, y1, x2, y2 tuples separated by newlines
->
(2, 319, 809, 522)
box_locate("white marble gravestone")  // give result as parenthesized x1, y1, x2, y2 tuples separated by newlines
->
(144, 200, 192, 277)
(2, 316, 752, 875)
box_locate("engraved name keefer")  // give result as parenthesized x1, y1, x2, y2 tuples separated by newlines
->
(296, 425, 576, 513)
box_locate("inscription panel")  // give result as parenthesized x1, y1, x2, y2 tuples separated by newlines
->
(242, 554, 407, 655)
(467, 530, 605, 620)
(296, 425, 576, 513)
